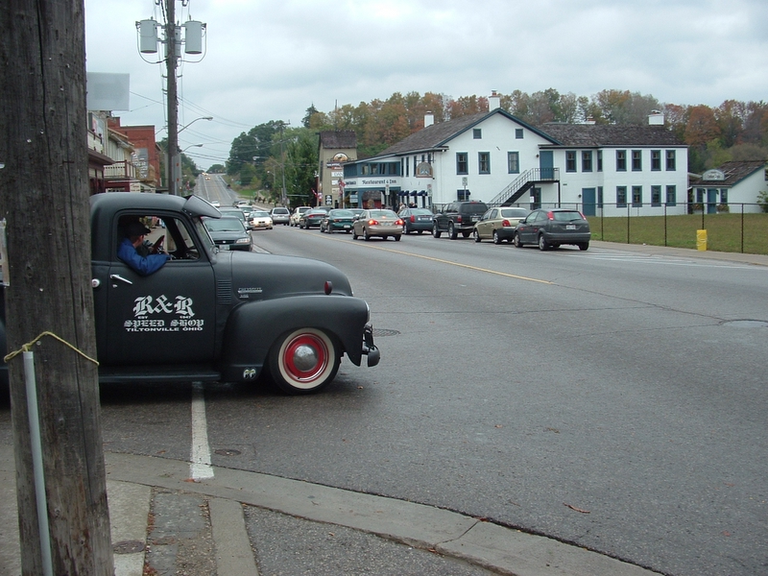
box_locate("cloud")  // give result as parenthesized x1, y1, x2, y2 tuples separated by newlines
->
(85, 0, 768, 168)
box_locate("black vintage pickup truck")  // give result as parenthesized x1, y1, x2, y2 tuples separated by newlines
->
(1, 192, 380, 394)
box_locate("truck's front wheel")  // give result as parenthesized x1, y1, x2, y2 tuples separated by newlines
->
(269, 328, 340, 394)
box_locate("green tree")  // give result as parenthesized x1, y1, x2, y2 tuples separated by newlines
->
(283, 128, 319, 206)
(239, 162, 257, 187)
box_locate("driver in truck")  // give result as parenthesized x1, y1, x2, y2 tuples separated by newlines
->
(117, 220, 170, 276)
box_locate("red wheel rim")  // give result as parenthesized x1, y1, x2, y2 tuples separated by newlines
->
(282, 333, 329, 383)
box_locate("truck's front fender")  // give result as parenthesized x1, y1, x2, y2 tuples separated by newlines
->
(219, 294, 372, 382)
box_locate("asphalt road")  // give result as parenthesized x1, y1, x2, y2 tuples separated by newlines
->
(4, 203, 764, 576)
(231, 225, 767, 576)
(196, 173, 239, 206)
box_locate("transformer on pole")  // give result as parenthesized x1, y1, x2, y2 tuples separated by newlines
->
(136, 2, 207, 195)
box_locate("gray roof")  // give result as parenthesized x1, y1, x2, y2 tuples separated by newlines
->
(375, 109, 557, 158)
(689, 160, 767, 187)
(319, 130, 357, 149)
(539, 123, 684, 147)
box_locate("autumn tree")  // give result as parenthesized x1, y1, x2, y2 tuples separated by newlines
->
(684, 105, 721, 148)
(446, 95, 488, 119)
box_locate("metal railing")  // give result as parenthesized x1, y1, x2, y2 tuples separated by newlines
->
(488, 168, 560, 206)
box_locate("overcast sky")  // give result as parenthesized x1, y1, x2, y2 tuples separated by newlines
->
(84, 0, 768, 169)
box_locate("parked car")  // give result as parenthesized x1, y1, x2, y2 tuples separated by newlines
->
(290, 206, 311, 226)
(432, 201, 488, 239)
(352, 209, 404, 241)
(320, 209, 356, 233)
(473, 207, 530, 244)
(513, 208, 591, 251)
(219, 207, 248, 225)
(299, 208, 329, 229)
(270, 206, 291, 225)
(399, 207, 434, 234)
(249, 210, 273, 230)
(203, 216, 252, 251)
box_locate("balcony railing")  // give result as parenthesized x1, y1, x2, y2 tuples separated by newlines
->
(104, 160, 140, 180)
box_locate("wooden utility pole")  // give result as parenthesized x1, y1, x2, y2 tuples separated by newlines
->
(166, 0, 179, 194)
(0, 1, 114, 574)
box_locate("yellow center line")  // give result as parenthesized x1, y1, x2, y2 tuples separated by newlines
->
(322, 234, 552, 284)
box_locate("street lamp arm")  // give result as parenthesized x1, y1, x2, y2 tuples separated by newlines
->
(178, 116, 213, 134)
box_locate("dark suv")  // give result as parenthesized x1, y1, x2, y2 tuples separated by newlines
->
(432, 201, 489, 239)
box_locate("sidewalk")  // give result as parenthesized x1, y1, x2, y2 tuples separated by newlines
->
(1, 447, 660, 576)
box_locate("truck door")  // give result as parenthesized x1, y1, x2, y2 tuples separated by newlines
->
(101, 214, 216, 367)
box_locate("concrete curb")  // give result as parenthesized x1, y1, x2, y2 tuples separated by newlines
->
(106, 452, 662, 576)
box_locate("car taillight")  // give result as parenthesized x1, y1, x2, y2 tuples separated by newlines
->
(396, 219, 404, 226)
(456, 215, 462, 223)
(409, 215, 415, 222)
(367, 219, 379, 225)
(502, 219, 511, 227)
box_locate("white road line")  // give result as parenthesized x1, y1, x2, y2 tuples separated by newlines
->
(587, 252, 759, 269)
(190, 382, 214, 480)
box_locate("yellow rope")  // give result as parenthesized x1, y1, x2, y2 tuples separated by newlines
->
(3, 331, 99, 366)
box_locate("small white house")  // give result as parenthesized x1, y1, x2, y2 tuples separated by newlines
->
(689, 161, 767, 214)
(343, 101, 689, 217)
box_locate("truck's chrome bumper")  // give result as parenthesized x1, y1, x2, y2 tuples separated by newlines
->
(362, 324, 380, 367)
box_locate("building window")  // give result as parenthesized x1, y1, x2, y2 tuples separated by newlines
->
(651, 150, 661, 171)
(651, 185, 661, 207)
(566, 151, 577, 172)
(666, 150, 676, 171)
(458, 189, 471, 201)
(456, 152, 468, 175)
(616, 150, 626, 171)
(478, 152, 490, 174)
(515, 129, 524, 139)
(617, 186, 627, 207)
(632, 186, 643, 207)
(632, 150, 642, 171)
(473, 128, 482, 139)
(405, 157, 409, 177)
(666, 185, 677, 206)
(721, 188, 728, 204)
(507, 151, 520, 174)
(597, 151, 603, 172)
(582, 151, 592, 172)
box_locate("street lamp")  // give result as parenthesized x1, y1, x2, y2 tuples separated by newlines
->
(174, 144, 204, 193)
(179, 116, 212, 134)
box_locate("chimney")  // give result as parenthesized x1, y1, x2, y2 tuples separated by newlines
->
(489, 90, 501, 111)
(424, 111, 434, 128)
(648, 110, 664, 126)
